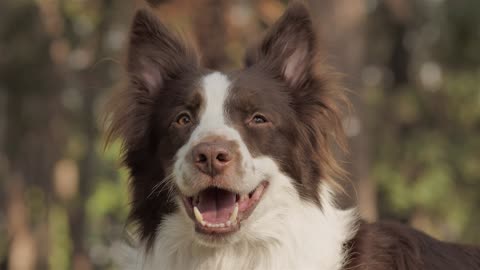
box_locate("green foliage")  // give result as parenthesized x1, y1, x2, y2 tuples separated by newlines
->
(49, 206, 72, 270)
(372, 71, 480, 243)
(86, 173, 129, 224)
(366, 0, 480, 244)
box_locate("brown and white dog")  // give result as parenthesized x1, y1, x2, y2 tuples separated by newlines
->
(107, 2, 480, 270)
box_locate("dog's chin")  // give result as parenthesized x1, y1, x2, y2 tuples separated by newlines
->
(180, 181, 269, 246)
(193, 228, 246, 247)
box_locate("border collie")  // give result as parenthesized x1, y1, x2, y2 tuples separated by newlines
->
(107, 2, 480, 270)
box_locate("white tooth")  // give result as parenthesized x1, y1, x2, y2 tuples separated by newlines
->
(240, 194, 248, 202)
(226, 221, 231, 227)
(219, 223, 225, 228)
(193, 207, 203, 223)
(229, 203, 238, 223)
(255, 185, 265, 195)
(206, 223, 212, 228)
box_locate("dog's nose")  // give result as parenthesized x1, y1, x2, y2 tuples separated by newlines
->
(192, 142, 233, 176)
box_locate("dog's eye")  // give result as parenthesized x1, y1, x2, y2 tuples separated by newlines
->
(251, 114, 268, 125)
(176, 113, 192, 126)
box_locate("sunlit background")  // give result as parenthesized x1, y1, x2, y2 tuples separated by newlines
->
(1, 0, 479, 269)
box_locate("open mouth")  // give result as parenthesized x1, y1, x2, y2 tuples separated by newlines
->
(182, 181, 268, 235)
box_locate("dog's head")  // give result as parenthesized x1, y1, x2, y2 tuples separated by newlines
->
(107, 2, 347, 248)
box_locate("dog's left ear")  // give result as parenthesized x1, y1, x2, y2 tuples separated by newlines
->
(246, 2, 315, 89)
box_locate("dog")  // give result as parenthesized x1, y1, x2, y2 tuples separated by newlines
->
(107, 2, 480, 270)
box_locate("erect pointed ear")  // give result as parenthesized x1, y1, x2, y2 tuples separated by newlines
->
(127, 9, 198, 94)
(246, 2, 316, 89)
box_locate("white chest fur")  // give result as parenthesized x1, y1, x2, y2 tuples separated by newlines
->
(123, 185, 357, 270)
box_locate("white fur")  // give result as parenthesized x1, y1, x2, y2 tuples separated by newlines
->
(124, 162, 357, 270)
(121, 72, 359, 270)
(174, 72, 259, 196)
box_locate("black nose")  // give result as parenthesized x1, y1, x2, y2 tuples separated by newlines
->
(191, 142, 233, 176)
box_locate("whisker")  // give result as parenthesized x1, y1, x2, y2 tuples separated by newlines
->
(147, 173, 175, 199)
(155, 174, 176, 197)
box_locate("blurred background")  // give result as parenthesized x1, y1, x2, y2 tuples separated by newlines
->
(1, 0, 479, 269)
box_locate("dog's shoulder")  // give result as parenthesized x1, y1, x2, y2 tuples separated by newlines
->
(343, 221, 480, 270)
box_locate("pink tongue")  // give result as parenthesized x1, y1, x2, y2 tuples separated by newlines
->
(197, 188, 236, 223)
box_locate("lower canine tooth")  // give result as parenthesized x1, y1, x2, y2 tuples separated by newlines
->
(229, 203, 238, 223)
(193, 206, 204, 223)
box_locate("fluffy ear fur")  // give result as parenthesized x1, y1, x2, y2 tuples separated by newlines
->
(108, 9, 199, 151)
(127, 9, 198, 94)
(246, 2, 315, 89)
(246, 2, 349, 199)
(106, 9, 199, 247)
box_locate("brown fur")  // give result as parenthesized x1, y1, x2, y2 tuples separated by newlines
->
(240, 2, 349, 203)
(344, 221, 480, 270)
(105, 2, 480, 268)
(106, 10, 205, 247)
(106, 2, 350, 245)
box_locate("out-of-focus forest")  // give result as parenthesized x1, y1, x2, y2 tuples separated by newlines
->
(0, 0, 479, 269)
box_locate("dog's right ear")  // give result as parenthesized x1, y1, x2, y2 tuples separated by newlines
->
(105, 10, 199, 151)
(127, 10, 198, 94)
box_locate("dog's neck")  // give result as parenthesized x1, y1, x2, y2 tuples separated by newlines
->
(132, 186, 358, 270)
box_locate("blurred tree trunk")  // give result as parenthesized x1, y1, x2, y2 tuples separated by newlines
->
(192, 0, 231, 70)
(6, 180, 37, 270)
(384, 0, 412, 87)
(66, 1, 115, 269)
(309, 0, 377, 220)
(1, 2, 66, 269)
(0, 87, 5, 269)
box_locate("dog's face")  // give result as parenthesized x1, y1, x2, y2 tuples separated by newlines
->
(108, 3, 345, 247)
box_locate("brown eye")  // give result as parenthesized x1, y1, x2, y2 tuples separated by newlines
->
(176, 113, 192, 126)
(251, 114, 268, 125)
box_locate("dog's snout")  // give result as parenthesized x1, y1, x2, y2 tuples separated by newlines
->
(192, 142, 233, 176)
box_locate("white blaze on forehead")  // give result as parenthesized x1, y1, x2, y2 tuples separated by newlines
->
(195, 72, 231, 136)
(173, 71, 233, 192)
